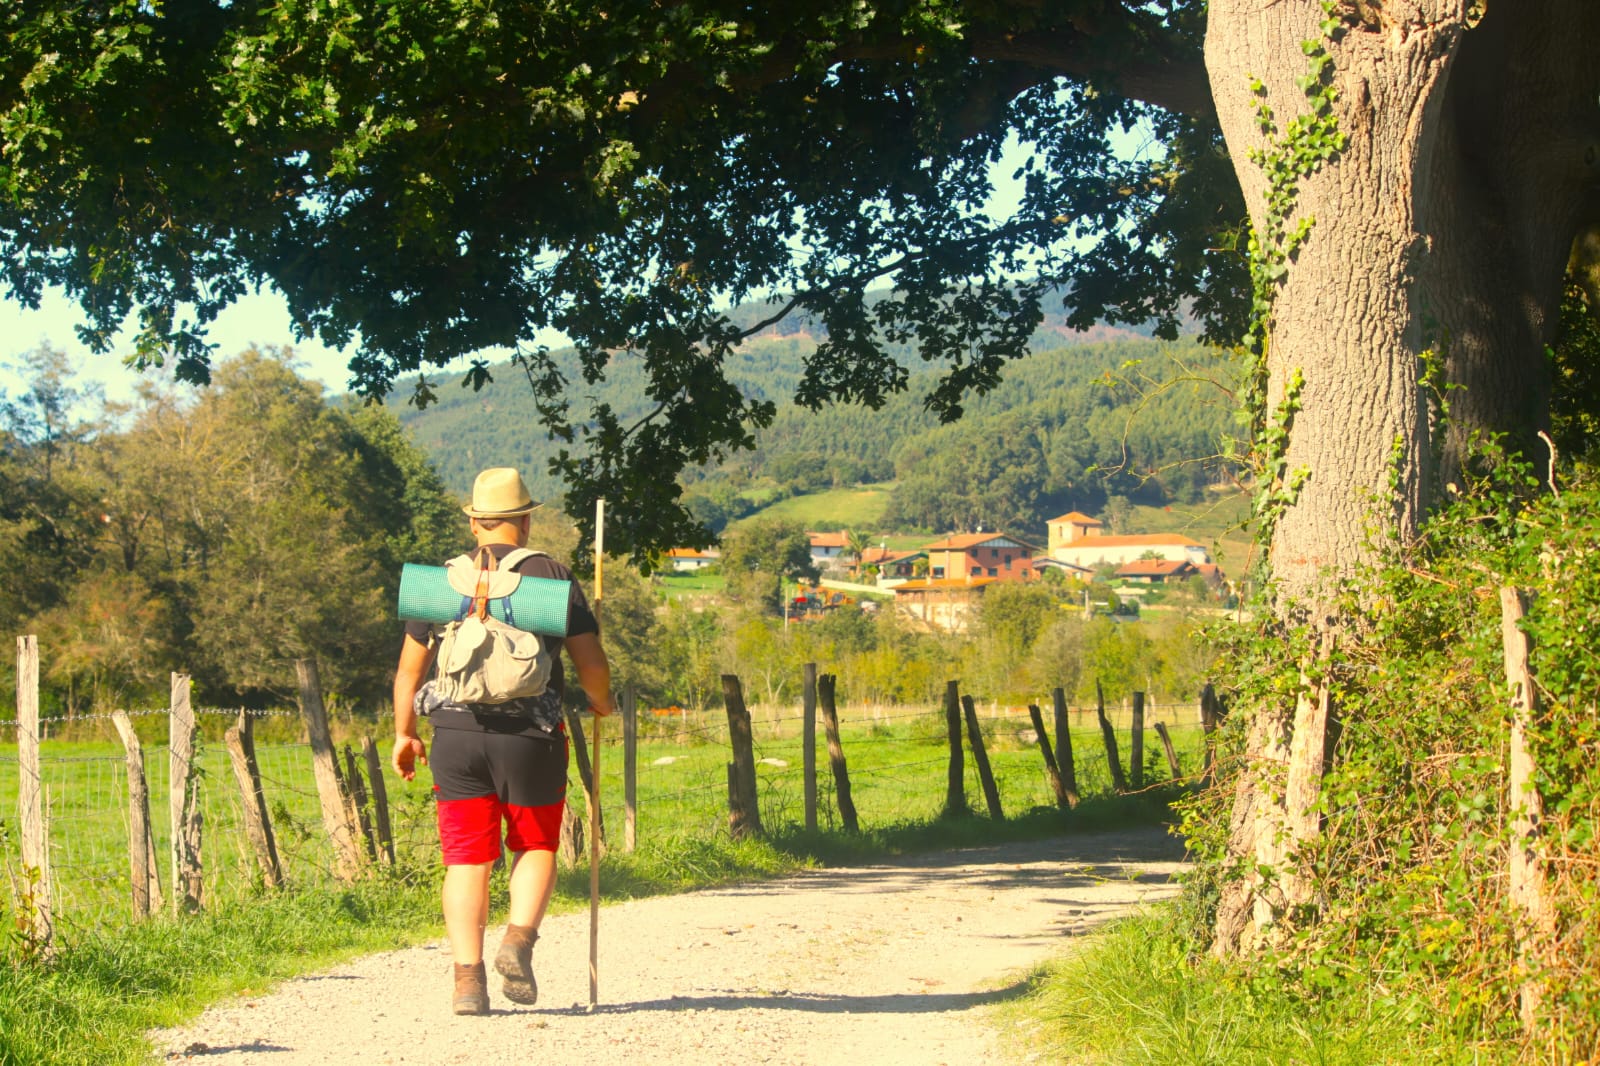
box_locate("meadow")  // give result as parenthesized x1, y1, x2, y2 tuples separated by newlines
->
(1, 699, 1204, 929)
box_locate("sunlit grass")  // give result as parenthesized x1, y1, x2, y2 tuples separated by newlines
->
(995, 912, 1473, 1066)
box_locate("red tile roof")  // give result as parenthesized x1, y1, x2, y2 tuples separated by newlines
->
(807, 531, 849, 548)
(1050, 511, 1103, 525)
(923, 532, 1039, 552)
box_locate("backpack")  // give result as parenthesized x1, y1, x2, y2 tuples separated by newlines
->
(431, 548, 554, 705)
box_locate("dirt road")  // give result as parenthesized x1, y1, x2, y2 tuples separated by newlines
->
(153, 827, 1185, 1065)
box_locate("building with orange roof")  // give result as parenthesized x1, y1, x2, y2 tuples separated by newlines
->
(807, 530, 850, 569)
(1045, 510, 1213, 570)
(1046, 511, 1104, 547)
(923, 531, 1039, 584)
(859, 545, 926, 585)
(1114, 558, 1198, 583)
(890, 576, 997, 632)
(664, 546, 721, 571)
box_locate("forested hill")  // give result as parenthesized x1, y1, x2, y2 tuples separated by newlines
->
(396, 322, 1242, 539)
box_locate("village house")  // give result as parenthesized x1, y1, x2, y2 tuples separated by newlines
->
(664, 547, 720, 572)
(890, 577, 994, 632)
(1031, 556, 1094, 580)
(1045, 510, 1212, 569)
(859, 545, 926, 587)
(807, 531, 849, 570)
(1113, 558, 1197, 583)
(923, 531, 1039, 583)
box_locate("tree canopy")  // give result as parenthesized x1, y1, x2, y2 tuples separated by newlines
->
(1, 0, 1248, 561)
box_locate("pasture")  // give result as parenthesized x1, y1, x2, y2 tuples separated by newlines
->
(1, 697, 1204, 929)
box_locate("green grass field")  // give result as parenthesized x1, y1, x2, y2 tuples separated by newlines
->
(1126, 495, 1256, 573)
(0, 702, 1203, 925)
(0, 702, 1201, 1065)
(729, 482, 896, 532)
(652, 569, 726, 598)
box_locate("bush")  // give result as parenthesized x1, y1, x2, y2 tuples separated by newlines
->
(1181, 453, 1600, 1058)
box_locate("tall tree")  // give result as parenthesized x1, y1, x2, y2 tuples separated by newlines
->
(719, 517, 819, 614)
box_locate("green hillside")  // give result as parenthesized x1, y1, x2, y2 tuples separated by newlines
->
(725, 483, 896, 532)
(395, 324, 1245, 544)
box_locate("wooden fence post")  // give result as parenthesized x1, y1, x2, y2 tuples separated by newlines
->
(1095, 680, 1128, 792)
(295, 658, 363, 880)
(1153, 721, 1183, 779)
(565, 708, 606, 854)
(558, 803, 583, 867)
(1129, 691, 1146, 790)
(169, 672, 204, 912)
(343, 746, 379, 862)
(112, 710, 162, 917)
(802, 663, 818, 833)
(1282, 632, 1335, 912)
(1200, 682, 1220, 787)
(942, 680, 967, 817)
(15, 636, 54, 951)
(1501, 587, 1551, 1032)
(622, 687, 638, 853)
(224, 710, 284, 888)
(817, 674, 858, 833)
(1028, 704, 1071, 810)
(722, 675, 763, 838)
(359, 737, 396, 866)
(1050, 688, 1080, 806)
(961, 695, 1004, 821)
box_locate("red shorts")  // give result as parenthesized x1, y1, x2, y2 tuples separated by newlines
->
(429, 726, 568, 865)
(436, 794, 565, 865)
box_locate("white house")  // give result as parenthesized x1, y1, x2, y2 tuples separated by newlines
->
(664, 547, 720, 572)
(808, 531, 850, 569)
(1045, 510, 1212, 569)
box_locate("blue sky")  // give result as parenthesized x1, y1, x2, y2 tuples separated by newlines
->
(2, 286, 369, 402)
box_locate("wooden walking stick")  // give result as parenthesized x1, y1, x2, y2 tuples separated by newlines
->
(588, 497, 604, 1009)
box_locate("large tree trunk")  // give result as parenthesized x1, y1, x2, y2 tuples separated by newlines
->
(1202, 0, 1598, 955)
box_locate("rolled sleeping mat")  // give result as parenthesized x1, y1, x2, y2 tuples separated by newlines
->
(397, 563, 571, 636)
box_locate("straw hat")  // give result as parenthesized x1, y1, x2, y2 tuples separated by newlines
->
(462, 468, 537, 518)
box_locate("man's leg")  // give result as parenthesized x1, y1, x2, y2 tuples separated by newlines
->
(506, 848, 557, 927)
(495, 800, 563, 1005)
(442, 861, 494, 964)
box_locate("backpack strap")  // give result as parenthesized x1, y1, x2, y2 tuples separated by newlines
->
(497, 548, 546, 572)
(444, 548, 545, 598)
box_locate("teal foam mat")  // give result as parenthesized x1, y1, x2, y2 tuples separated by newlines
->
(397, 563, 570, 635)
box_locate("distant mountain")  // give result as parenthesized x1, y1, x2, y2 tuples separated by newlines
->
(394, 299, 1181, 504)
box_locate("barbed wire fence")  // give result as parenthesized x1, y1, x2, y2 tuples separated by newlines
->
(3, 636, 1212, 942)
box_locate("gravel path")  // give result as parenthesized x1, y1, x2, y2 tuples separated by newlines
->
(153, 828, 1186, 1065)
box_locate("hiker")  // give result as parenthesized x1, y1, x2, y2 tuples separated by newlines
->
(392, 467, 613, 1015)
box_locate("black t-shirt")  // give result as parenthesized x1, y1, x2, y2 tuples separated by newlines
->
(405, 544, 598, 735)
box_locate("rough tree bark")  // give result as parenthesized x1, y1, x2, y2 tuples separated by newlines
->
(1204, 0, 1599, 954)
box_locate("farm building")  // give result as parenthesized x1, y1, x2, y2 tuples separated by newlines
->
(1045, 510, 1211, 569)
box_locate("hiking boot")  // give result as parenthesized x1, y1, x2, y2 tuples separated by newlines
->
(452, 961, 489, 1015)
(494, 924, 539, 1005)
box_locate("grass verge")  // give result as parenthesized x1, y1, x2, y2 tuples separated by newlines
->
(994, 909, 1480, 1066)
(0, 874, 444, 1065)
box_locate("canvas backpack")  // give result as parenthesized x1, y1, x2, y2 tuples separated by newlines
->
(431, 547, 554, 705)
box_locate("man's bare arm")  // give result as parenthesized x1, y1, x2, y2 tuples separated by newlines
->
(392, 633, 435, 779)
(565, 632, 614, 717)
